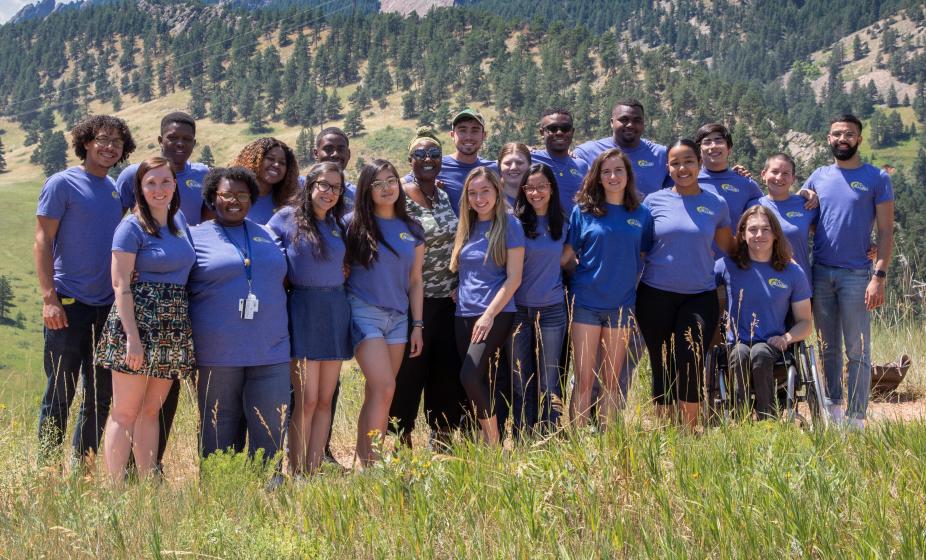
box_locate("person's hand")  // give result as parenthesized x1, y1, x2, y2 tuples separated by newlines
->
(450, 289, 458, 304)
(471, 312, 494, 344)
(768, 335, 789, 352)
(124, 336, 145, 371)
(42, 297, 68, 330)
(732, 164, 753, 179)
(867, 243, 877, 262)
(798, 189, 819, 210)
(865, 277, 885, 311)
(408, 327, 423, 357)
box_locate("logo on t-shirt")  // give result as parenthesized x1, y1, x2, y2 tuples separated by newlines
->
(720, 183, 739, 192)
(252, 235, 273, 244)
(785, 211, 804, 218)
(399, 231, 416, 242)
(637, 160, 654, 167)
(696, 206, 715, 216)
(110, 191, 120, 199)
(626, 218, 642, 228)
(331, 229, 341, 237)
(570, 168, 581, 177)
(850, 181, 869, 192)
(767, 278, 789, 290)
(185, 179, 201, 190)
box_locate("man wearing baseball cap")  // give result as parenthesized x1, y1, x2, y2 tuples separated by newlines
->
(436, 108, 493, 214)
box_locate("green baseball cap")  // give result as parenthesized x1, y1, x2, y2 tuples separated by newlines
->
(450, 108, 485, 128)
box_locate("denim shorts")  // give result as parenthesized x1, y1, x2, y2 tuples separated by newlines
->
(348, 294, 408, 348)
(289, 285, 352, 361)
(572, 305, 635, 328)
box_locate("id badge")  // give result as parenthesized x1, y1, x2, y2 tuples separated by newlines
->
(239, 293, 260, 320)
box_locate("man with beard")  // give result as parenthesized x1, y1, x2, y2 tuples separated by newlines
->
(803, 114, 894, 430)
(574, 100, 672, 197)
(437, 108, 493, 214)
(530, 107, 588, 214)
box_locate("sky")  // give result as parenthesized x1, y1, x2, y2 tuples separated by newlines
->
(0, 0, 81, 24)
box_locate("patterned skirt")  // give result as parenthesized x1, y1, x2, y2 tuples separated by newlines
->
(95, 282, 195, 380)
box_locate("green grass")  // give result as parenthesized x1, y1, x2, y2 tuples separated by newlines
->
(860, 106, 924, 169)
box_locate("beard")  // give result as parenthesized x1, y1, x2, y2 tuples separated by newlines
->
(831, 142, 859, 161)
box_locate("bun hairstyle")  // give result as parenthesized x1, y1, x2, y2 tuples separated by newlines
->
(408, 125, 442, 153)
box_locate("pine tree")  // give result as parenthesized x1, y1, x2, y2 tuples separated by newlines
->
(30, 131, 68, 177)
(914, 148, 926, 187)
(0, 138, 7, 173)
(0, 275, 14, 321)
(852, 35, 864, 60)
(200, 145, 215, 167)
(326, 90, 343, 120)
(886, 84, 898, 107)
(344, 107, 365, 137)
(295, 128, 315, 167)
(112, 87, 122, 112)
(189, 76, 207, 119)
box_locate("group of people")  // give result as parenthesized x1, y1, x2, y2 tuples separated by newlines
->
(34, 99, 894, 482)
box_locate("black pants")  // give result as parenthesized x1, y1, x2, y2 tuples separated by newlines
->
(455, 313, 515, 419)
(730, 342, 782, 420)
(37, 298, 112, 460)
(154, 379, 181, 467)
(636, 283, 719, 405)
(389, 297, 467, 436)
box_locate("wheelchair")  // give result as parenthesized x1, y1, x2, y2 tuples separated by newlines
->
(703, 340, 829, 428)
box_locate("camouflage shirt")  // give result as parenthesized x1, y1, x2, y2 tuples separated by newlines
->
(405, 186, 458, 298)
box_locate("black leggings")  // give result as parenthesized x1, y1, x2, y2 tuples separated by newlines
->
(455, 313, 515, 419)
(636, 283, 719, 405)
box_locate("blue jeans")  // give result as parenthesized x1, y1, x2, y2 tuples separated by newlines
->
(38, 298, 112, 460)
(812, 263, 872, 420)
(509, 302, 567, 436)
(197, 363, 291, 461)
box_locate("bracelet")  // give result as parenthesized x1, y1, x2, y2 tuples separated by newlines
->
(411, 320, 424, 329)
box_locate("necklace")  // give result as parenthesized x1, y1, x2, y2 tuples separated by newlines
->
(415, 179, 438, 207)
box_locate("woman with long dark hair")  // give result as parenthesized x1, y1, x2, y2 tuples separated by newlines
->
(345, 159, 425, 466)
(267, 161, 350, 474)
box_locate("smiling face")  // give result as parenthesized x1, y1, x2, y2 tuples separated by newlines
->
(540, 113, 574, 156)
(371, 167, 400, 209)
(761, 157, 796, 199)
(828, 121, 862, 161)
(258, 146, 287, 187)
(83, 127, 125, 170)
(213, 178, 252, 227)
(667, 144, 701, 189)
(523, 172, 551, 214)
(610, 105, 645, 149)
(466, 175, 498, 221)
(158, 122, 196, 169)
(409, 140, 442, 182)
(743, 213, 775, 257)
(310, 169, 343, 217)
(699, 131, 731, 171)
(450, 119, 486, 157)
(599, 155, 628, 199)
(315, 133, 351, 170)
(140, 165, 177, 215)
(499, 151, 530, 189)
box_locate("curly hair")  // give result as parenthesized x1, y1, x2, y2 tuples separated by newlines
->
(228, 137, 298, 209)
(202, 167, 260, 208)
(70, 114, 136, 163)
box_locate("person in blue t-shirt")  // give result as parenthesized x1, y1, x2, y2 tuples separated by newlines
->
(345, 160, 425, 466)
(803, 114, 894, 429)
(437, 108, 493, 214)
(509, 163, 568, 436)
(226, 138, 299, 224)
(562, 149, 654, 428)
(451, 167, 525, 445)
(637, 139, 736, 429)
(95, 156, 196, 482)
(190, 167, 291, 466)
(758, 153, 818, 289)
(35, 114, 136, 464)
(492, 142, 532, 208)
(573, 99, 672, 197)
(313, 127, 358, 211)
(267, 162, 349, 475)
(116, 112, 209, 226)
(531, 107, 589, 214)
(715, 206, 813, 420)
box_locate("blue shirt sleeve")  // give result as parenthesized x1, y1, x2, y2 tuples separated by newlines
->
(874, 169, 894, 205)
(641, 208, 655, 253)
(565, 206, 582, 249)
(116, 165, 137, 209)
(111, 218, 144, 254)
(506, 215, 526, 249)
(713, 258, 726, 287)
(36, 175, 69, 220)
(791, 265, 812, 303)
(717, 195, 732, 229)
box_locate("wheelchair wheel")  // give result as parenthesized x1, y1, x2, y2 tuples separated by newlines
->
(799, 343, 828, 429)
(703, 345, 731, 423)
(784, 363, 798, 423)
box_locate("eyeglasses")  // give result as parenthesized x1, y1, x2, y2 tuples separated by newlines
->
(371, 177, 400, 191)
(216, 192, 252, 203)
(523, 182, 551, 194)
(411, 147, 442, 160)
(94, 136, 125, 149)
(700, 138, 727, 147)
(313, 180, 343, 194)
(542, 124, 573, 134)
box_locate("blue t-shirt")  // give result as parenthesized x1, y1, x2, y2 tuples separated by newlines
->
(36, 166, 124, 306)
(759, 195, 818, 289)
(341, 181, 358, 212)
(248, 194, 277, 225)
(642, 187, 731, 294)
(566, 203, 654, 311)
(266, 206, 346, 288)
(347, 215, 423, 313)
(117, 161, 209, 226)
(531, 150, 589, 214)
(188, 219, 289, 367)
(111, 213, 195, 285)
(698, 167, 763, 230)
(515, 215, 567, 308)
(804, 163, 894, 270)
(456, 214, 526, 317)
(436, 155, 493, 214)
(573, 137, 672, 197)
(715, 257, 811, 344)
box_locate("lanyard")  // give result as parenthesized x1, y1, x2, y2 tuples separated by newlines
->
(220, 222, 254, 291)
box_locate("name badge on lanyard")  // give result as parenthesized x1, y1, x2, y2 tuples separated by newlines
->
(221, 222, 260, 320)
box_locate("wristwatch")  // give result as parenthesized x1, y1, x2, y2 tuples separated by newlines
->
(873, 269, 887, 279)
(411, 320, 424, 329)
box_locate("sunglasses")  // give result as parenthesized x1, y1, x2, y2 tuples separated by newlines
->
(216, 192, 252, 203)
(542, 124, 573, 134)
(411, 147, 442, 160)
